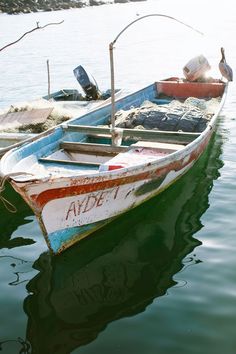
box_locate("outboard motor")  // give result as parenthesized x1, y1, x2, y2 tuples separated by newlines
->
(183, 55, 211, 82)
(73, 65, 101, 100)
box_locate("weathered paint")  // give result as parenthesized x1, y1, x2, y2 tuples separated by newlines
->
(41, 158, 195, 254)
(29, 135, 207, 210)
(135, 175, 166, 196)
(156, 77, 225, 99)
(0, 79, 228, 254)
(12, 132, 207, 255)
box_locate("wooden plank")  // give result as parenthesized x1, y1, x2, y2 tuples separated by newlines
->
(60, 141, 128, 155)
(0, 108, 53, 130)
(131, 141, 185, 151)
(39, 157, 100, 167)
(60, 140, 184, 157)
(63, 124, 200, 144)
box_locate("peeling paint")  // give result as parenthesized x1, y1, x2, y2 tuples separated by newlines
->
(135, 175, 166, 196)
(2, 79, 227, 254)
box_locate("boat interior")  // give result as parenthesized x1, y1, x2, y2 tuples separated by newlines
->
(37, 129, 198, 175)
(9, 79, 224, 177)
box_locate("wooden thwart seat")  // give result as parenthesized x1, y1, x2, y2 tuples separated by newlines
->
(40, 135, 187, 169)
(60, 140, 184, 156)
(131, 140, 185, 152)
(62, 124, 200, 145)
(60, 141, 128, 155)
(39, 157, 100, 167)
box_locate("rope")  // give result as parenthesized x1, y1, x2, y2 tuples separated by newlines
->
(0, 172, 33, 213)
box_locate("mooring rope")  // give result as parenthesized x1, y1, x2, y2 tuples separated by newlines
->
(0, 172, 33, 213)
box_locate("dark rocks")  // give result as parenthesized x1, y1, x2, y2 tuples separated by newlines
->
(0, 0, 146, 15)
(0, 0, 86, 14)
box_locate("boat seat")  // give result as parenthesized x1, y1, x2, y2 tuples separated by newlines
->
(63, 124, 200, 144)
(60, 141, 128, 155)
(39, 157, 100, 167)
(130, 141, 185, 152)
(99, 140, 184, 172)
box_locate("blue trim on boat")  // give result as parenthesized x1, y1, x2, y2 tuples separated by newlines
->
(3, 83, 158, 172)
(48, 219, 110, 254)
(71, 83, 156, 126)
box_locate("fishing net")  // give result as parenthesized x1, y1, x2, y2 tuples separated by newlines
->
(113, 97, 220, 133)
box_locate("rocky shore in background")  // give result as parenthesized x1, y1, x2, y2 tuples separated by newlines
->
(0, 0, 146, 15)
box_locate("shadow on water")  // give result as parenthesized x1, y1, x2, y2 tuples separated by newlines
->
(0, 183, 35, 249)
(0, 128, 223, 353)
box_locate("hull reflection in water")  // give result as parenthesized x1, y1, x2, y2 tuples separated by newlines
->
(24, 131, 223, 353)
(0, 183, 34, 249)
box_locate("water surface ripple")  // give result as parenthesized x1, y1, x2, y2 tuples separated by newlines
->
(1, 1, 236, 353)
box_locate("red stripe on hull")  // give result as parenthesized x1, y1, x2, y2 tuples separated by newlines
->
(27, 135, 210, 209)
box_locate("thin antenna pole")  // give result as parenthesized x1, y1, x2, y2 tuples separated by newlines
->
(109, 13, 203, 145)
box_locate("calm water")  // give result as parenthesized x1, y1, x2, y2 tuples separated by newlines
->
(1, 1, 236, 353)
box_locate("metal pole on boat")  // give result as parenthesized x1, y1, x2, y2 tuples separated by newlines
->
(47, 59, 51, 100)
(109, 13, 203, 146)
(109, 42, 116, 146)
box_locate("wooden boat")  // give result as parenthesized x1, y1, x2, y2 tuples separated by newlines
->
(22, 128, 222, 352)
(43, 88, 84, 101)
(0, 63, 121, 157)
(24, 134, 217, 351)
(0, 88, 122, 158)
(42, 88, 119, 102)
(0, 77, 227, 254)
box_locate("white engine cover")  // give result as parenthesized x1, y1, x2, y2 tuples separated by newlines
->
(183, 55, 211, 81)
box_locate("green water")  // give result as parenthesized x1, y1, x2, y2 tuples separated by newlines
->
(1, 120, 232, 353)
(1, 0, 236, 352)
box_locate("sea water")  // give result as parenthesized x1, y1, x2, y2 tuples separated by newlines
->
(0, 0, 236, 353)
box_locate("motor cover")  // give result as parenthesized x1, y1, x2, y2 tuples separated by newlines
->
(183, 55, 211, 81)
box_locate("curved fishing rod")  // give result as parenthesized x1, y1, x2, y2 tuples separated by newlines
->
(109, 13, 204, 145)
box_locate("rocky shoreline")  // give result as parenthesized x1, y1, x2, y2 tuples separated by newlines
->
(0, 0, 146, 15)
